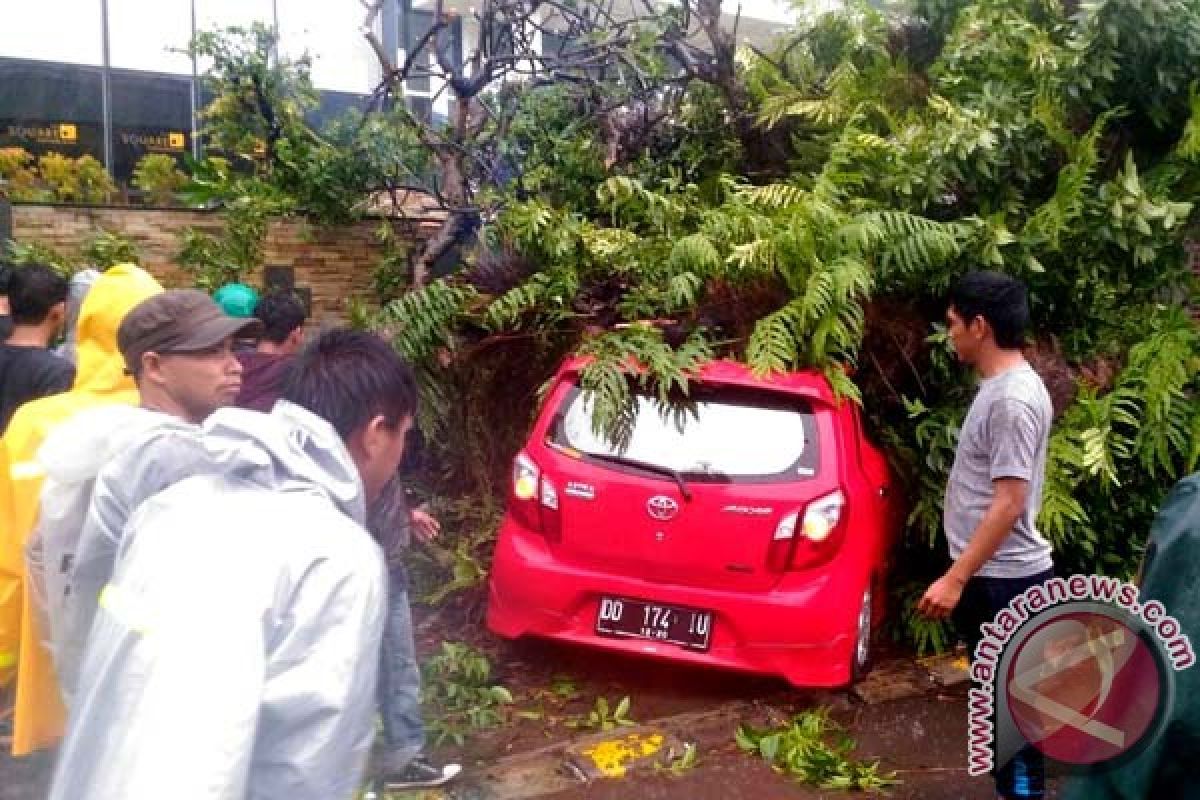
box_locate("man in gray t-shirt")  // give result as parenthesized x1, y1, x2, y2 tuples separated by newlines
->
(918, 271, 1053, 800)
(943, 365, 1053, 578)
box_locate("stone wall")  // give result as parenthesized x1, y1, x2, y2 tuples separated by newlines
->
(11, 204, 392, 324)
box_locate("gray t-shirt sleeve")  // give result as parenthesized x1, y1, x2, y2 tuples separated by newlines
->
(988, 398, 1040, 482)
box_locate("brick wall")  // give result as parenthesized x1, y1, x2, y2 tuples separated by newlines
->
(11, 204, 396, 324)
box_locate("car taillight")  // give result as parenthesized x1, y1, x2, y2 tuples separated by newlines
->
(767, 490, 846, 571)
(510, 451, 562, 541)
(801, 490, 844, 543)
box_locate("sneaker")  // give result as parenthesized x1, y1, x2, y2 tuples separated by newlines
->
(381, 756, 462, 790)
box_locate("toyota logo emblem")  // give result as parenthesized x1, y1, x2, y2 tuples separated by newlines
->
(647, 495, 679, 521)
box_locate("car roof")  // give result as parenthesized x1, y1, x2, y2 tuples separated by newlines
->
(556, 356, 839, 405)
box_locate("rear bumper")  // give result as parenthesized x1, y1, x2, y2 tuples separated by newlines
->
(485, 525, 868, 687)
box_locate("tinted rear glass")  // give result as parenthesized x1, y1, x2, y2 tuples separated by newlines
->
(552, 385, 820, 483)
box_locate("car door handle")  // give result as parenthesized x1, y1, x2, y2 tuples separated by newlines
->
(878, 485, 890, 498)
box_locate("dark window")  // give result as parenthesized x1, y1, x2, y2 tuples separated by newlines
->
(306, 90, 371, 129)
(541, 31, 570, 57)
(554, 384, 822, 484)
(0, 58, 105, 161)
(109, 70, 192, 183)
(402, 10, 462, 92)
(407, 96, 433, 124)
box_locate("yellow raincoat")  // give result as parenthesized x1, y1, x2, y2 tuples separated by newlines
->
(0, 263, 162, 755)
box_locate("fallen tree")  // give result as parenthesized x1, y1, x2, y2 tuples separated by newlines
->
(168, 0, 1200, 650)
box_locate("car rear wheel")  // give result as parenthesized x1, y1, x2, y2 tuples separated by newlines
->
(852, 586, 873, 683)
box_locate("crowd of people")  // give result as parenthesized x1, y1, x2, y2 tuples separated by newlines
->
(0, 262, 459, 796)
(1, 259, 1194, 800)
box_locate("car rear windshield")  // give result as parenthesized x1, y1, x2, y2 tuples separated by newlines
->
(551, 384, 820, 483)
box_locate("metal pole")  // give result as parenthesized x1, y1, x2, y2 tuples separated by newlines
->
(400, 0, 411, 62)
(99, 0, 113, 172)
(385, 0, 400, 64)
(388, 0, 405, 112)
(0, 197, 12, 248)
(189, 0, 201, 160)
(272, 0, 280, 65)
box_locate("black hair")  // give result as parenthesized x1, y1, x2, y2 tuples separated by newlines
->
(0, 263, 13, 295)
(948, 271, 1030, 349)
(254, 289, 307, 344)
(8, 263, 68, 326)
(282, 328, 418, 440)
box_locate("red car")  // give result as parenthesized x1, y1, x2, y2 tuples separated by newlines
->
(486, 358, 903, 687)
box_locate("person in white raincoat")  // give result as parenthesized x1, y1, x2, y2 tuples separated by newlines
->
(48, 329, 417, 800)
(25, 403, 188, 697)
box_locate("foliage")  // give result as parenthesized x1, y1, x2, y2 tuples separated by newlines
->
(1, 151, 117, 204)
(0, 147, 40, 200)
(407, 496, 502, 611)
(82, 230, 141, 269)
(371, 220, 412, 304)
(4, 240, 70, 273)
(177, 227, 249, 291)
(186, 25, 425, 227)
(420, 641, 513, 746)
(175, 155, 287, 289)
(566, 696, 636, 731)
(188, 24, 318, 168)
(662, 743, 700, 776)
(736, 709, 899, 791)
(166, 0, 1200, 658)
(132, 154, 188, 205)
(37, 153, 116, 203)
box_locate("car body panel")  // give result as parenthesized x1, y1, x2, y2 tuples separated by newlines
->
(486, 357, 903, 687)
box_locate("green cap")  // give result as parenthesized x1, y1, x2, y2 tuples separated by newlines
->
(213, 282, 260, 318)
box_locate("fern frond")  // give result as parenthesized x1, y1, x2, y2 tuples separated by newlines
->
(575, 326, 713, 450)
(737, 183, 808, 210)
(666, 271, 704, 309)
(747, 308, 798, 375)
(824, 364, 862, 404)
(757, 62, 864, 129)
(1023, 111, 1114, 249)
(1178, 84, 1200, 162)
(667, 234, 722, 275)
(384, 280, 479, 362)
(726, 238, 778, 274)
(583, 226, 639, 259)
(840, 211, 964, 275)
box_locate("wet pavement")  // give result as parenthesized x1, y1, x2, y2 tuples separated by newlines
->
(0, 635, 1055, 799)
(0, 748, 51, 800)
(468, 680, 1003, 800)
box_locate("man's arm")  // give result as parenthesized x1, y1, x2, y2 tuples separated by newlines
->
(918, 478, 1028, 619)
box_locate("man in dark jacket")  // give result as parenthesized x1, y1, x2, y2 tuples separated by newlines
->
(0, 264, 73, 433)
(1062, 474, 1200, 799)
(235, 289, 307, 412)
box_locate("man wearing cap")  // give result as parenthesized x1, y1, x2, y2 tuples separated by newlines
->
(213, 282, 260, 319)
(28, 290, 262, 688)
(3, 285, 257, 759)
(118, 289, 262, 424)
(47, 329, 413, 800)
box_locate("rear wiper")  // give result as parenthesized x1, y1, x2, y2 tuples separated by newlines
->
(583, 452, 693, 502)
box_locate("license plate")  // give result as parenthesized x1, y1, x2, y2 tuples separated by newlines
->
(595, 596, 713, 651)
